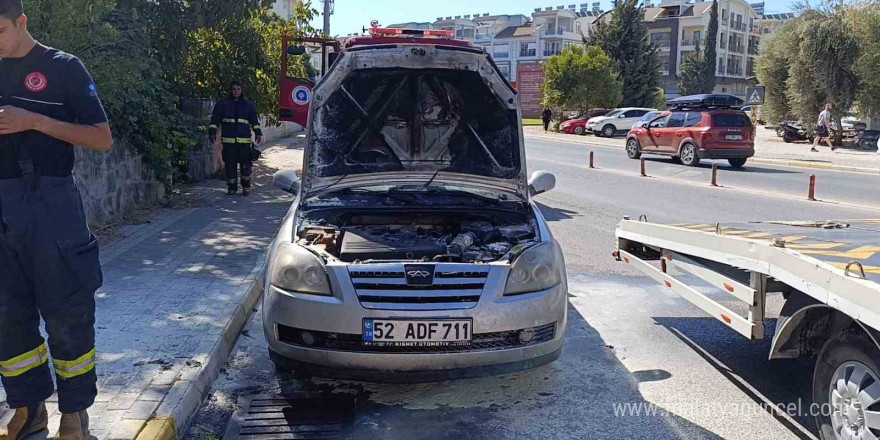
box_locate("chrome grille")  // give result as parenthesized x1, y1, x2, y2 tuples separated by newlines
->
(348, 264, 490, 310)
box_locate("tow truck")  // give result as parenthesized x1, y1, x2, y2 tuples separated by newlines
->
(615, 217, 880, 440)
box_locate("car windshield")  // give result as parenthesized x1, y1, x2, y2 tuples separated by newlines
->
(712, 113, 752, 127)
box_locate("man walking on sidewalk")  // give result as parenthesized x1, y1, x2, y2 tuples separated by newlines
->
(541, 108, 552, 132)
(209, 82, 263, 196)
(0, 1, 113, 439)
(811, 103, 837, 152)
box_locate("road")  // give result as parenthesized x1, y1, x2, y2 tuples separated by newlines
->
(184, 135, 880, 440)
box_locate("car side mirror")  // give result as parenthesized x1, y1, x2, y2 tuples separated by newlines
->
(619, 114, 627, 118)
(273, 169, 300, 195)
(528, 171, 556, 196)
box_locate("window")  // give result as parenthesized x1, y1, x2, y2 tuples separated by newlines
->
(649, 116, 669, 128)
(667, 112, 686, 128)
(576, 22, 582, 34)
(720, 33, 726, 48)
(624, 110, 648, 118)
(498, 65, 510, 79)
(713, 114, 752, 127)
(694, 31, 701, 42)
(722, 9, 728, 20)
(683, 112, 703, 127)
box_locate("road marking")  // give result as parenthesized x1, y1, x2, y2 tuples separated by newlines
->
(802, 246, 880, 260)
(529, 156, 880, 213)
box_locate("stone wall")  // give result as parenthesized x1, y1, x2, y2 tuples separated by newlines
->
(74, 141, 165, 226)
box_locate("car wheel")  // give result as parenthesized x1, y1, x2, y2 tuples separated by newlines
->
(783, 132, 795, 143)
(776, 126, 786, 137)
(813, 331, 880, 440)
(679, 143, 700, 167)
(601, 125, 616, 138)
(626, 138, 642, 159)
(728, 158, 747, 168)
(574, 126, 585, 135)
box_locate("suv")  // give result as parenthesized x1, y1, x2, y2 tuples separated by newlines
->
(587, 107, 657, 137)
(624, 94, 755, 167)
(263, 28, 567, 380)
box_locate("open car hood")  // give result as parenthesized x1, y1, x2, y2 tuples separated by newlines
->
(301, 45, 528, 201)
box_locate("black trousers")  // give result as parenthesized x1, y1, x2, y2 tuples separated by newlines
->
(0, 176, 101, 413)
(222, 143, 253, 190)
(543, 119, 550, 131)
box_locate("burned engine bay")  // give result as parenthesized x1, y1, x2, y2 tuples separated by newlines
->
(296, 211, 538, 264)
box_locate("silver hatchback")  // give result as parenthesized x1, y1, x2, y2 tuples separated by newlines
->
(261, 33, 567, 380)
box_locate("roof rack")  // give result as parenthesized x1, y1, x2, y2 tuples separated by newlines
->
(369, 27, 455, 38)
(667, 94, 744, 110)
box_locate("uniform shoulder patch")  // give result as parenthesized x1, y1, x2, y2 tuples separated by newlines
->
(25, 72, 48, 92)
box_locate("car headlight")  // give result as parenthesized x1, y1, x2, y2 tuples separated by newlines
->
(504, 243, 561, 296)
(270, 242, 332, 295)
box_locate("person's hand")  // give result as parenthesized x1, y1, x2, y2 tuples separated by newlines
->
(0, 106, 43, 134)
(255, 135, 263, 145)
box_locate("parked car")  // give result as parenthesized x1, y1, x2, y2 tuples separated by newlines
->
(560, 109, 611, 135)
(587, 108, 657, 137)
(631, 111, 663, 129)
(262, 28, 567, 380)
(625, 94, 755, 167)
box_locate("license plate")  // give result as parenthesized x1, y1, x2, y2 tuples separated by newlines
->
(363, 319, 472, 347)
(725, 134, 744, 141)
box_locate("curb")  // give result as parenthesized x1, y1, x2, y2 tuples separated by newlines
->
(524, 132, 880, 175)
(133, 273, 265, 440)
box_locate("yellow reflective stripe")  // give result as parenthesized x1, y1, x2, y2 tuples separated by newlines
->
(208, 124, 218, 129)
(236, 137, 251, 143)
(221, 119, 251, 124)
(220, 137, 253, 144)
(252, 125, 262, 130)
(53, 349, 97, 379)
(0, 343, 49, 378)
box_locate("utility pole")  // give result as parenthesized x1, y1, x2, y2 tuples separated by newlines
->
(323, 0, 332, 36)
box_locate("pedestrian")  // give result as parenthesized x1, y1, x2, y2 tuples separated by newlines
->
(811, 103, 836, 152)
(541, 108, 552, 132)
(0, 1, 113, 439)
(209, 82, 263, 196)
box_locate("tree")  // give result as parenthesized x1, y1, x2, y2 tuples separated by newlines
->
(586, 0, 662, 107)
(678, 41, 707, 96)
(847, 4, 880, 120)
(542, 46, 622, 114)
(756, 21, 797, 123)
(701, 0, 719, 92)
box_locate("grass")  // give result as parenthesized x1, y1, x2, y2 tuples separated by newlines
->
(522, 118, 544, 126)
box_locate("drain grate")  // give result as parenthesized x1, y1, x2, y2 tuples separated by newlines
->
(223, 394, 354, 440)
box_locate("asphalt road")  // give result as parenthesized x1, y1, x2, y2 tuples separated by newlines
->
(184, 136, 880, 440)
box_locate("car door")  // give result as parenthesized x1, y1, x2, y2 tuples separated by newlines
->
(656, 112, 686, 154)
(621, 110, 648, 130)
(642, 114, 670, 152)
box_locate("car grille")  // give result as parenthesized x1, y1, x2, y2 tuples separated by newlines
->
(277, 322, 557, 353)
(348, 265, 490, 310)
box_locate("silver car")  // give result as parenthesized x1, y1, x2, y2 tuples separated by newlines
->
(261, 34, 567, 380)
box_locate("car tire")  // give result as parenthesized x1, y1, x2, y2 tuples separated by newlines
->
(776, 126, 786, 137)
(728, 158, 747, 168)
(679, 143, 700, 167)
(601, 125, 616, 138)
(574, 126, 585, 135)
(626, 138, 642, 159)
(813, 330, 880, 440)
(783, 132, 795, 143)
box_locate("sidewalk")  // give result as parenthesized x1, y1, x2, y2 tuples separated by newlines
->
(0, 135, 305, 440)
(524, 125, 880, 174)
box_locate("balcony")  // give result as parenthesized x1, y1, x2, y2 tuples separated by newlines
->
(730, 44, 745, 54)
(543, 49, 562, 57)
(475, 34, 492, 41)
(544, 27, 568, 36)
(652, 40, 671, 50)
(722, 18, 729, 25)
(749, 26, 762, 35)
(738, 23, 748, 32)
(494, 52, 510, 59)
(520, 49, 537, 57)
(680, 38, 702, 46)
(748, 46, 759, 56)
(726, 66, 743, 76)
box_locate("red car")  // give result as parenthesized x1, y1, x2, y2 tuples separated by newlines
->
(624, 95, 754, 167)
(560, 109, 611, 135)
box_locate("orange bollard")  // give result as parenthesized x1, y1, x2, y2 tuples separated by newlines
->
(711, 163, 719, 187)
(808, 175, 817, 201)
(589, 151, 595, 169)
(640, 158, 646, 177)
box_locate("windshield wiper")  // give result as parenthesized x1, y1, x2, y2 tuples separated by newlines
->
(421, 170, 442, 190)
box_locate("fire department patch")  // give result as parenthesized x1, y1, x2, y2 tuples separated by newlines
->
(24, 72, 48, 92)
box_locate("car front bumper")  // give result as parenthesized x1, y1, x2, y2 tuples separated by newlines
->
(263, 265, 568, 375)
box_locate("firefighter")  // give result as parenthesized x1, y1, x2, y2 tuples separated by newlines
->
(209, 82, 263, 196)
(0, 1, 113, 439)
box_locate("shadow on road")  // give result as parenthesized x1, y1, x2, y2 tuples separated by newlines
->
(641, 157, 800, 175)
(653, 317, 817, 440)
(536, 202, 581, 222)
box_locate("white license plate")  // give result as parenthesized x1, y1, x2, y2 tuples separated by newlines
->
(363, 319, 472, 347)
(725, 134, 744, 141)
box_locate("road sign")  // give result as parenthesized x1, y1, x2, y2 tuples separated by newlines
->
(746, 86, 765, 105)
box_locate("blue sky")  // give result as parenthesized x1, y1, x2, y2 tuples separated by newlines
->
(309, 0, 796, 36)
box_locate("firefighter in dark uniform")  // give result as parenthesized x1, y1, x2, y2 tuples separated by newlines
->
(209, 82, 263, 196)
(0, 1, 113, 440)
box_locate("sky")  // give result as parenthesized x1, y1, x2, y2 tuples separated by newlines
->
(308, 0, 796, 37)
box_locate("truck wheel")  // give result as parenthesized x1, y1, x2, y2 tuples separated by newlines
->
(601, 125, 616, 138)
(574, 126, 585, 135)
(813, 331, 880, 440)
(680, 143, 700, 167)
(626, 138, 642, 159)
(728, 158, 747, 168)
